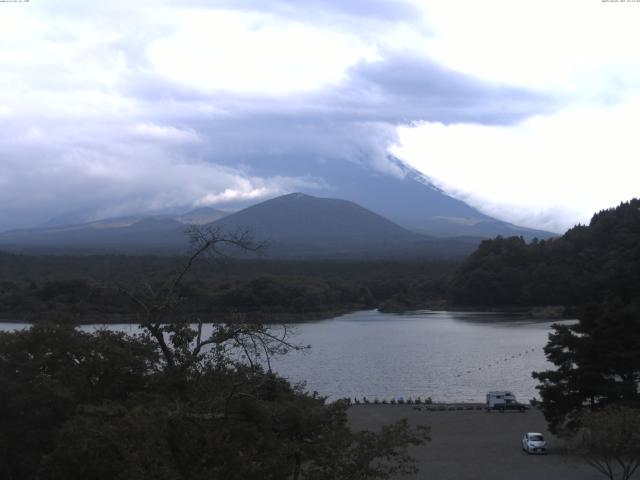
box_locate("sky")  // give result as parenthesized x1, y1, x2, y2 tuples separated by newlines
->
(0, 0, 639, 232)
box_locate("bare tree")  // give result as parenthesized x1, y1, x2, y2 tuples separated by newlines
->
(119, 225, 304, 373)
(570, 406, 640, 480)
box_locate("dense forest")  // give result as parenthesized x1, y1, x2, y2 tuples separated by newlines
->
(450, 199, 640, 308)
(0, 254, 454, 322)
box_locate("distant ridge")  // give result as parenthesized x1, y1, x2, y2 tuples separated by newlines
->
(0, 194, 479, 258)
(3, 155, 557, 241)
(174, 207, 227, 225)
(208, 193, 479, 258)
(0, 207, 228, 253)
(213, 193, 412, 241)
(331, 156, 558, 239)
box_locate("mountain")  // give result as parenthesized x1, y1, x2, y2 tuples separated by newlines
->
(11, 156, 557, 240)
(214, 193, 411, 242)
(13, 157, 556, 240)
(0, 217, 186, 253)
(0, 195, 478, 258)
(0, 207, 229, 254)
(209, 192, 480, 258)
(174, 207, 228, 225)
(242, 155, 557, 239)
(34, 207, 228, 230)
(326, 158, 556, 239)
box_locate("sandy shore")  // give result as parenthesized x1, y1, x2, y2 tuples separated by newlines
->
(348, 405, 601, 480)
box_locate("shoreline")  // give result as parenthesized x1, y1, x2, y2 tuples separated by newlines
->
(380, 304, 576, 319)
(0, 308, 355, 325)
(0, 304, 576, 325)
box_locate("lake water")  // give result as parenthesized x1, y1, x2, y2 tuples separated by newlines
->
(0, 309, 570, 403)
(270, 310, 569, 403)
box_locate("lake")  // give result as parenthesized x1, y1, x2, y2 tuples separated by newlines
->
(269, 310, 569, 403)
(0, 309, 570, 403)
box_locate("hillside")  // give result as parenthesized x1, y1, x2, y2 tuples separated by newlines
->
(215, 193, 411, 240)
(0, 207, 228, 253)
(211, 193, 479, 258)
(247, 155, 557, 239)
(0, 195, 478, 258)
(449, 198, 640, 307)
(338, 157, 557, 239)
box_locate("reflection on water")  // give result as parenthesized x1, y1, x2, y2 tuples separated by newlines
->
(271, 310, 573, 402)
(0, 310, 573, 403)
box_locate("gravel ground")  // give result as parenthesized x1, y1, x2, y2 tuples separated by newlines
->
(348, 405, 602, 480)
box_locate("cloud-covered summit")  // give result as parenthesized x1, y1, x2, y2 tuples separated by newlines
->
(0, 0, 554, 230)
(4, 0, 637, 233)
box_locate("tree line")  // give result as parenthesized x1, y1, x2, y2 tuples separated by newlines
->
(450, 199, 640, 308)
(0, 254, 455, 322)
(0, 228, 430, 479)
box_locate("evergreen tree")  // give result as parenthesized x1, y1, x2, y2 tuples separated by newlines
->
(533, 300, 640, 433)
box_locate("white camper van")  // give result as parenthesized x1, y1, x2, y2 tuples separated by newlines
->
(486, 391, 527, 412)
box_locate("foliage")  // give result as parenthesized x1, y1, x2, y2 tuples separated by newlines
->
(0, 254, 454, 321)
(533, 300, 640, 434)
(301, 418, 429, 480)
(0, 324, 158, 479)
(570, 406, 640, 480)
(513, 200, 640, 437)
(450, 198, 640, 307)
(0, 227, 430, 479)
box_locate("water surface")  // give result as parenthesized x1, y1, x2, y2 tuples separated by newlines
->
(0, 309, 570, 403)
(271, 310, 569, 402)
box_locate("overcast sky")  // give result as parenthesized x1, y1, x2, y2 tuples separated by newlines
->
(1, 0, 639, 232)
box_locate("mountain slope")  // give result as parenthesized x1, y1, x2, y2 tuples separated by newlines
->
(0, 207, 228, 253)
(324, 157, 556, 238)
(213, 193, 412, 241)
(10, 156, 556, 240)
(174, 207, 228, 225)
(241, 155, 556, 238)
(0, 194, 479, 258)
(210, 193, 479, 258)
(0, 218, 187, 252)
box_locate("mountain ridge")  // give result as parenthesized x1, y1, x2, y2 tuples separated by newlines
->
(3, 207, 229, 235)
(0, 193, 480, 258)
(5, 156, 557, 240)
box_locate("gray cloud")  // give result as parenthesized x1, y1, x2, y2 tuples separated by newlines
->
(0, 1, 557, 230)
(150, 55, 552, 180)
(343, 54, 553, 124)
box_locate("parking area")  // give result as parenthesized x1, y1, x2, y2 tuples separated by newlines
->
(348, 405, 602, 480)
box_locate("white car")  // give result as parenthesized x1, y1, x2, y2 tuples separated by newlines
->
(522, 432, 547, 454)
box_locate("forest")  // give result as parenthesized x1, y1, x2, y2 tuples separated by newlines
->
(0, 254, 454, 323)
(450, 199, 640, 309)
(1, 199, 639, 323)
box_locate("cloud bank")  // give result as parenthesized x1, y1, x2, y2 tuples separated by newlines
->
(1, 0, 637, 232)
(0, 0, 553, 230)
